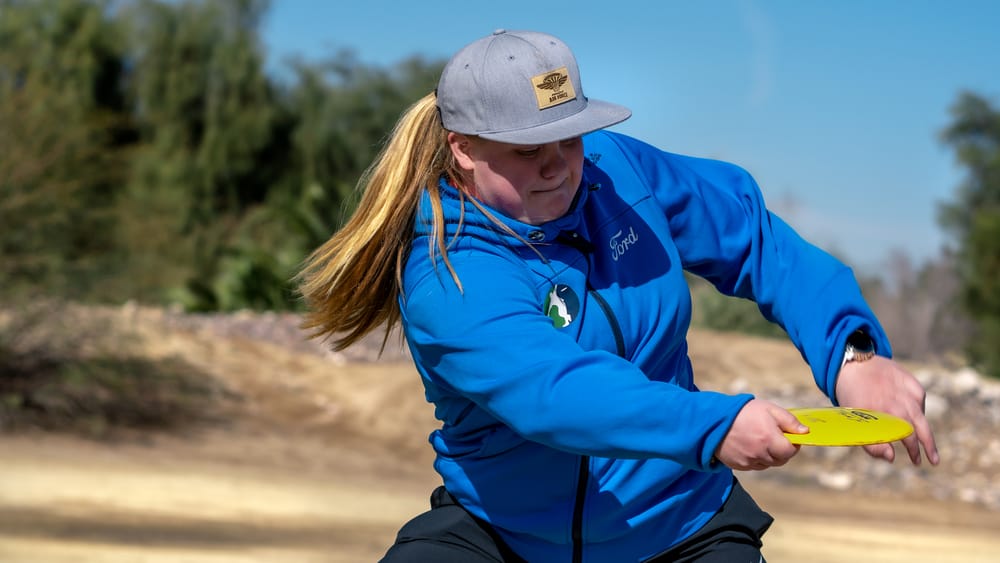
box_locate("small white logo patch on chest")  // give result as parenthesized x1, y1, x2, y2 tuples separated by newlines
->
(609, 226, 639, 261)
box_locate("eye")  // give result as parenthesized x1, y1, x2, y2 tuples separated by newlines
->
(516, 146, 541, 157)
(560, 137, 582, 148)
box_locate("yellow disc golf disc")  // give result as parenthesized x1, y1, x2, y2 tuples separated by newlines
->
(784, 407, 914, 446)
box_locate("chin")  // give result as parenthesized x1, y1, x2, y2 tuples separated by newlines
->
(536, 208, 571, 225)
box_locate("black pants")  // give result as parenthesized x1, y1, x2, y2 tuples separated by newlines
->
(379, 486, 526, 562)
(645, 478, 773, 562)
(379, 478, 773, 562)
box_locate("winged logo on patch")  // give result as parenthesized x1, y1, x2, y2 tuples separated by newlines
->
(537, 72, 569, 90)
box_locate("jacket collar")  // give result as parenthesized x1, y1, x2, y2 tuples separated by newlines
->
(416, 167, 597, 247)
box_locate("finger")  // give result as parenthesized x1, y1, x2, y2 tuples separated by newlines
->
(909, 411, 940, 466)
(770, 437, 802, 465)
(768, 452, 793, 467)
(864, 443, 895, 463)
(771, 406, 809, 434)
(901, 432, 923, 465)
(738, 460, 765, 471)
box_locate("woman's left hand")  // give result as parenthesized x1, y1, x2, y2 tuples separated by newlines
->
(834, 356, 940, 466)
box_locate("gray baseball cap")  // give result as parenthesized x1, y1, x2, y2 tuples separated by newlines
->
(436, 30, 631, 145)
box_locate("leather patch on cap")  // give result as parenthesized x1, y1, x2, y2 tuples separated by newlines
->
(531, 66, 577, 110)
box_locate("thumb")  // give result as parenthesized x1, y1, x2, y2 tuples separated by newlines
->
(772, 406, 808, 434)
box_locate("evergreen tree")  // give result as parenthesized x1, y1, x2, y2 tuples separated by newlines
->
(280, 51, 444, 243)
(940, 91, 1000, 378)
(0, 0, 131, 301)
(1, 0, 445, 311)
(118, 0, 279, 306)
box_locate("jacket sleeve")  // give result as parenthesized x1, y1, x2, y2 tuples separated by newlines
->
(597, 132, 891, 402)
(401, 246, 752, 471)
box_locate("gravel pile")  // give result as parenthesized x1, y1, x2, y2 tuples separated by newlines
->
(159, 309, 411, 363)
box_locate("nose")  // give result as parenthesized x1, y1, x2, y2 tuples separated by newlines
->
(539, 142, 569, 179)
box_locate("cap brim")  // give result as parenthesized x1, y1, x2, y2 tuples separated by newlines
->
(478, 99, 631, 145)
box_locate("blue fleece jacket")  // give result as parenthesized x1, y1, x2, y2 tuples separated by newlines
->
(399, 131, 889, 562)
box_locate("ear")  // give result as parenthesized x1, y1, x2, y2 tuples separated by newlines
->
(447, 132, 476, 172)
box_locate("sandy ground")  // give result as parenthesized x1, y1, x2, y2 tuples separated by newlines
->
(2, 315, 999, 562)
(3, 431, 999, 563)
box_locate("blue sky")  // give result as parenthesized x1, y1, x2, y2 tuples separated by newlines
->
(261, 0, 1000, 272)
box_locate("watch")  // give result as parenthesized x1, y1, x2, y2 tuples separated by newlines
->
(843, 330, 876, 364)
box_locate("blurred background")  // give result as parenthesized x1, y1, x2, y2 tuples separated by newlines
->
(2, 1, 1000, 561)
(4, 0, 1000, 369)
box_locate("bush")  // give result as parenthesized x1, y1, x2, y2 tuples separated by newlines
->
(689, 278, 786, 339)
(0, 302, 224, 438)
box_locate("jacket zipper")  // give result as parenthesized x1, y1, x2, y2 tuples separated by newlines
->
(572, 454, 588, 563)
(559, 231, 627, 563)
(571, 283, 626, 563)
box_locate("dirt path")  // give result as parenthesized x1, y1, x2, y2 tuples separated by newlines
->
(744, 478, 1000, 563)
(3, 432, 999, 563)
(0, 432, 433, 563)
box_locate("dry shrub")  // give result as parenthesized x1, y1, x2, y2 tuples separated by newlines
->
(0, 301, 227, 438)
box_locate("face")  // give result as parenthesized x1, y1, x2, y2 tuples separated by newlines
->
(448, 133, 585, 225)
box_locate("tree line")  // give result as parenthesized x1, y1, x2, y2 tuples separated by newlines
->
(0, 0, 443, 311)
(1, 0, 999, 378)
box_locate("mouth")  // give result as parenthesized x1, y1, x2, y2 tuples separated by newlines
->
(534, 180, 568, 194)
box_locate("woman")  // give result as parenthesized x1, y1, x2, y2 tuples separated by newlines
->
(298, 30, 939, 562)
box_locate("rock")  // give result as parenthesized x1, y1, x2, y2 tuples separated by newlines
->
(959, 488, 980, 504)
(729, 377, 750, 394)
(817, 471, 854, 491)
(950, 368, 981, 396)
(913, 368, 940, 390)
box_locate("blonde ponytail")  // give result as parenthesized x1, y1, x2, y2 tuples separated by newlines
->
(297, 92, 463, 351)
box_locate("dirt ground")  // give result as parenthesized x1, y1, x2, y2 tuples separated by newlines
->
(3, 430, 999, 563)
(2, 311, 999, 562)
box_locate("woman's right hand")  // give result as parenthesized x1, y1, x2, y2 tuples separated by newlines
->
(714, 399, 807, 471)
